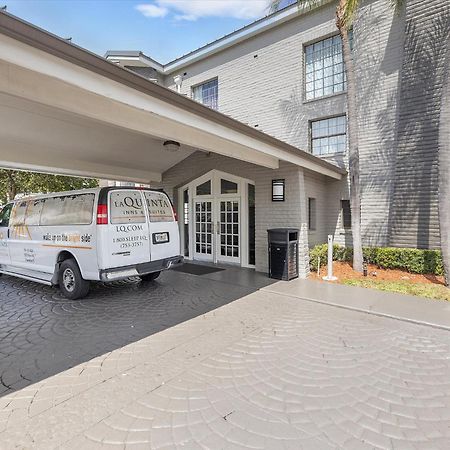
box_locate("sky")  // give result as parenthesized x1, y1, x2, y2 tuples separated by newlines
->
(4, 1, 294, 63)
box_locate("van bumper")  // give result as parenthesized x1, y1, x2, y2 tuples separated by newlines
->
(100, 255, 183, 281)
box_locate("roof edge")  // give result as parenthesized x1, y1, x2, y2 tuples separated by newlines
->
(164, 0, 333, 73)
(105, 0, 333, 74)
(105, 50, 164, 71)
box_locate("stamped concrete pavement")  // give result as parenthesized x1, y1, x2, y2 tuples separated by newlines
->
(0, 268, 269, 397)
(0, 269, 450, 449)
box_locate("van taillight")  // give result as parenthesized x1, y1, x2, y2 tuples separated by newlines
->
(97, 204, 108, 225)
(172, 206, 178, 221)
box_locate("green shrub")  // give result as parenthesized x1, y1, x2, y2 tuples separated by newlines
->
(362, 247, 378, 263)
(309, 244, 444, 275)
(309, 243, 353, 271)
(370, 247, 444, 275)
(310, 244, 338, 271)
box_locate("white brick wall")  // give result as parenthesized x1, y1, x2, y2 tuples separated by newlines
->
(129, 0, 445, 263)
(158, 0, 425, 250)
(164, 3, 344, 151)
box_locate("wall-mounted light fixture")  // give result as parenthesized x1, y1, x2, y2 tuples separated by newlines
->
(173, 75, 183, 93)
(163, 140, 181, 152)
(272, 179, 285, 202)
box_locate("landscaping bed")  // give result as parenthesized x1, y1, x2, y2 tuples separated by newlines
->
(312, 261, 449, 301)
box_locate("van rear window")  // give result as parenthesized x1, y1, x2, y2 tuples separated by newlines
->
(144, 191, 174, 222)
(110, 191, 146, 224)
(40, 194, 94, 226)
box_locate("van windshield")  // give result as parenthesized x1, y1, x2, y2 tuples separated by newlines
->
(144, 191, 174, 222)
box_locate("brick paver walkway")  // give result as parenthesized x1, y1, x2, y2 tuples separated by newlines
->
(1, 273, 450, 449)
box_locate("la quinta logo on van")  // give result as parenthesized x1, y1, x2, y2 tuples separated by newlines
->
(113, 196, 170, 209)
(148, 198, 170, 208)
(114, 196, 143, 209)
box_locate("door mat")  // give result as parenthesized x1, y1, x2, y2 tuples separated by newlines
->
(172, 263, 225, 276)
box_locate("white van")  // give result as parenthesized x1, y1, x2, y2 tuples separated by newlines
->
(0, 187, 182, 299)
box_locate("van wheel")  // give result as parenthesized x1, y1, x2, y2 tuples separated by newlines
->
(58, 259, 90, 300)
(140, 271, 161, 282)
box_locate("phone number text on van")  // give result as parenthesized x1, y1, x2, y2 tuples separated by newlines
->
(113, 234, 148, 249)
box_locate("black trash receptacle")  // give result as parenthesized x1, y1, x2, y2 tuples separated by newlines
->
(268, 228, 299, 281)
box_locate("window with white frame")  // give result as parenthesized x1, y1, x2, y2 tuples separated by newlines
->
(192, 78, 218, 110)
(311, 115, 347, 156)
(305, 35, 347, 100)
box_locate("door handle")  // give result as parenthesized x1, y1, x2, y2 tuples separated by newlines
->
(216, 221, 220, 235)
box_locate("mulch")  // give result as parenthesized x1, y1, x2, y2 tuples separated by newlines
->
(312, 261, 445, 286)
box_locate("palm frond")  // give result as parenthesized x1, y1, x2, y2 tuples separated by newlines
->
(342, 0, 404, 27)
(341, 0, 361, 28)
(269, 0, 322, 14)
(389, 0, 405, 14)
(269, 0, 285, 13)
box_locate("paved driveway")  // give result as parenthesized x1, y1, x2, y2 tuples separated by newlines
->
(0, 269, 450, 449)
(0, 268, 270, 397)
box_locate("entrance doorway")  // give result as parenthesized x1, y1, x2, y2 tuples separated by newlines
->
(193, 197, 240, 264)
(179, 170, 255, 267)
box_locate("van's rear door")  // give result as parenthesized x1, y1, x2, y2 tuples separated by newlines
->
(105, 190, 151, 269)
(143, 190, 180, 262)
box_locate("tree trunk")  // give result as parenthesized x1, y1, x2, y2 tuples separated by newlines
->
(438, 38, 450, 286)
(6, 172, 16, 202)
(337, 5, 364, 273)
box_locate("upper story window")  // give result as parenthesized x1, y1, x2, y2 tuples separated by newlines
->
(192, 78, 218, 110)
(311, 115, 347, 156)
(305, 35, 347, 100)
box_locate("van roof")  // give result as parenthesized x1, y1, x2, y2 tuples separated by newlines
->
(13, 187, 101, 202)
(12, 186, 166, 202)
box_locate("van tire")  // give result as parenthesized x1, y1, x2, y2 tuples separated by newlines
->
(58, 259, 90, 300)
(140, 271, 161, 282)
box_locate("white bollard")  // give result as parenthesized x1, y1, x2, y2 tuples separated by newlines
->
(322, 234, 338, 281)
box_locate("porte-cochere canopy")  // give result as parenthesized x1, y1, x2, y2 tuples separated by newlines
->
(0, 11, 345, 184)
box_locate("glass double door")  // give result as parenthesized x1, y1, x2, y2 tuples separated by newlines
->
(193, 197, 240, 264)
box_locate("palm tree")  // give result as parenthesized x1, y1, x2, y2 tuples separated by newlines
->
(439, 36, 450, 286)
(270, 0, 403, 273)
